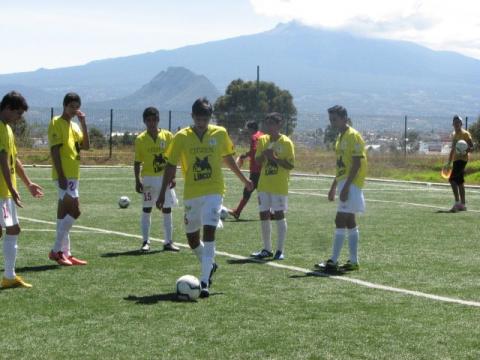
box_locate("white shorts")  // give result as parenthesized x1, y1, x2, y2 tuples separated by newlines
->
(55, 179, 79, 200)
(258, 192, 288, 212)
(0, 198, 19, 228)
(142, 176, 178, 208)
(183, 194, 223, 233)
(336, 180, 365, 214)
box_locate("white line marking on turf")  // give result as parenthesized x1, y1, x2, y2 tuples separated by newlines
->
(288, 191, 480, 213)
(19, 216, 480, 308)
(21, 229, 105, 233)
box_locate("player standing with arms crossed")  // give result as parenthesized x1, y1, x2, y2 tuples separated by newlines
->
(250, 113, 294, 260)
(134, 107, 179, 252)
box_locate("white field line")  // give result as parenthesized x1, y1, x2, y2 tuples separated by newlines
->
(288, 190, 480, 213)
(21, 229, 104, 233)
(19, 216, 480, 308)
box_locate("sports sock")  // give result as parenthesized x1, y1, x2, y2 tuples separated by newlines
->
(348, 227, 359, 264)
(141, 212, 151, 244)
(3, 234, 18, 279)
(52, 218, 63, 252)
(261, 220, 272, 252)
(276, 218, 287, 252)
(192, 241, 204, 262)
(163, 212, 173, 244)
(61, 234, 71, 257)
(58, 215, 75, 253)
(201, 241, 215, 285)
(331, 228, 346, 263)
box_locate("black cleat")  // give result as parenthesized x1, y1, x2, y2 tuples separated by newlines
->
(200, 281, 209, 298)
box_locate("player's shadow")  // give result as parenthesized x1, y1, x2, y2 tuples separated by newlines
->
(227, 258, 266, 265)
(14, 264, 60, 273)
(124, 292, 224, 304)
(124, 293, 183, 304)
(101, 250, 163, 258)
(227, 218, 258, 223)
(290, 269, 346, 278)
(435, 209, 456, 213)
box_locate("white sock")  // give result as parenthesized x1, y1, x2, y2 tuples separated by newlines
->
(3, 234, 18, 279)
(141, 212, 151, 244)
(58, 215, 75, 253)
(163, 212, 173, 244)
(276, 218, 287, 253)
(201, 241, 215, 285)
(331, 228, 346, 263)
(348, 227, 359, 264)
(261, 220, 272, 252)
(52, 218, 63, 252)
(192, 241, 204, 262)
(61, 234, 71, 257)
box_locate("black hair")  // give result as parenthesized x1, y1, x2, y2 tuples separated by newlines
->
(264, 112, 283, 124)
(143, 107, 160, 121)
(246, 121, 259, 131)
(328, 105, 348, 119)
(0, 91, 28, 111)
(63, 92, 81, 107)
(192, 97, 213, 117)
(453, 115, 463, 123)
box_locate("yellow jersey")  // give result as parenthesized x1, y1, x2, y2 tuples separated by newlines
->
(0, 121, 17, 199)
(166, 125, 235, 200)
(257, 134, 295, 195)
(48, 116, 84, 180)
(452, 129, 472, 162)
(335, 126, 367, 188)
(135, 129, 173, 176)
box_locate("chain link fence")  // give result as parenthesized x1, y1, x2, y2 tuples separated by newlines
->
(19, 107, 478, 161)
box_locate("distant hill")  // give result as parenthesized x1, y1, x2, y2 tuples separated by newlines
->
(0, 21, 478, 118)
(88, 67, 220, 110)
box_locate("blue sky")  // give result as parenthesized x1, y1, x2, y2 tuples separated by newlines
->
(1, 0, 479, 74)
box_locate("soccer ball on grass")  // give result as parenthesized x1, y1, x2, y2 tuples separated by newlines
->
(176, 275, 201, 301)
(118, 196, 130, 209)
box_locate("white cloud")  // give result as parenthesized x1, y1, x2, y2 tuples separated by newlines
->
(250, 0, 480, 59)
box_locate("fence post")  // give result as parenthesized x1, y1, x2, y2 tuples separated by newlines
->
(50, 107, 54, 120)
(168, 110, 172, 132)
(109, 109, 113, 159)
(404, 115, 408, 158)
(465, 116, 468, 130)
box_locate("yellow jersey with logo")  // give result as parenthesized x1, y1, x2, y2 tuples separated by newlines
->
(0, 121, 17, 199)
(48, 116, 84, 180)
(452, 129, 472, 162)
(257, 134, 295, 195)
(166, 125, 235, 200)
(135, 129, 173, 176)
(335, 126, 367, 188)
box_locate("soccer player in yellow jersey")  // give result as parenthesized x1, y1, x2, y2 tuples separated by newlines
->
(316, 105, 367, 272)
(134, 107, 179, 252)
(0, 91, 43, 288)
(251, 113, 294, 261)
(156, 98, 253, 298)
(48, 93, 90, 266)
(445, 115, 473, 212)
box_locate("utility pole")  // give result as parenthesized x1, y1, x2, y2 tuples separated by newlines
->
(255, 65, 260, 123)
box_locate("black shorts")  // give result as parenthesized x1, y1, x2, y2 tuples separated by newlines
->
(449, 160, 467, 185)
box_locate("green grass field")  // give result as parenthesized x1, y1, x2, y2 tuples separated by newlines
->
(2, 167, 480, 359)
